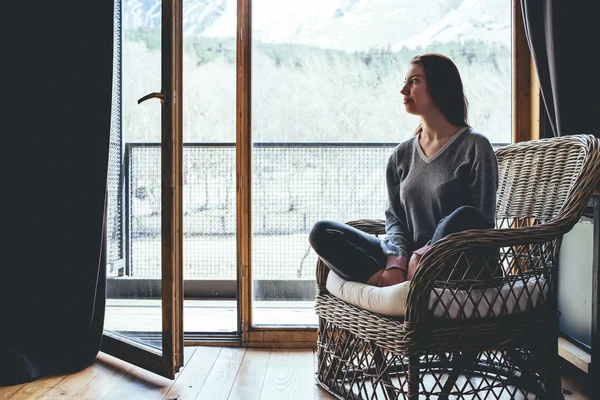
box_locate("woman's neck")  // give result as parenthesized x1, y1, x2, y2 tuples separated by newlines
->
(419, 113, 462, 142)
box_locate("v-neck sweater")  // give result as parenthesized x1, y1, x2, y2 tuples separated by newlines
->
(381, 127, 499, 258)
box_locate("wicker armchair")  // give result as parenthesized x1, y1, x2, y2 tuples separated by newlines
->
(315, 134, 600, 399)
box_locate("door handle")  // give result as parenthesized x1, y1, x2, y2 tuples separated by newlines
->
(138, 91, 165, 104)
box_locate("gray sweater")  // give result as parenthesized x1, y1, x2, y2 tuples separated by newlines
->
(381, 127, 498, 258)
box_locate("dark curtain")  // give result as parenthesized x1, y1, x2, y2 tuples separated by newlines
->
(520, 0, 599, 138)
(1, 1, 114, 386)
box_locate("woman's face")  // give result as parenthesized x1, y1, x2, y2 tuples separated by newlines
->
(400, 63, 434, 116)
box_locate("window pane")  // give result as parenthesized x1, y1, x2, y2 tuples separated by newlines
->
(108, 0, 239, 336)
(182, 0, 238, 333)
(105, 0, 163, 349)
(251, 0, 512, 326)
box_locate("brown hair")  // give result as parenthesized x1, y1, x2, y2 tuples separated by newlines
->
(410, 53, 469, 128)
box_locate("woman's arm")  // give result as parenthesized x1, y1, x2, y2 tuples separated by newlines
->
(469, 137, 499, 226)
(381, 150, 413, 269)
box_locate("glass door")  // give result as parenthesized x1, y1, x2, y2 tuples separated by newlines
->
(249, 0, 513, 326)
(181, 0, 239, 336)
(103, 0, 184, 379)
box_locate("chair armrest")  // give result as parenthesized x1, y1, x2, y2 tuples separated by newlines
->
(405, 220, 572, 322)
(315, 258, 330, 295)
(315, 219, 385, 295)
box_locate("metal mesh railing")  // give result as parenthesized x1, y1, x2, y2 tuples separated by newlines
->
(251, 144, 393, 280)
(126, 143, 396, 279)
(107, 0, 123, 270)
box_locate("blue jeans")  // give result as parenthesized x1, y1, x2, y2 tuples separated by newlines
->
(308, 206, 493, 283)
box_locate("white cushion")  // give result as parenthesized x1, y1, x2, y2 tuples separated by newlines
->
(326, 272, 547, 319)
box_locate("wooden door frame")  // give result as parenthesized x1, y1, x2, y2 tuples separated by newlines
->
(102, 0, 184, 377)
(162, 0, 185, 376)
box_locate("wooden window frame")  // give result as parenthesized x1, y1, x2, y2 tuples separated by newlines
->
(213, 0, 539, 349)
(513, 0, 540, 143)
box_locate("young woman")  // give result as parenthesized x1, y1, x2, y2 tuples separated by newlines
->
(309, 53, 499, 287)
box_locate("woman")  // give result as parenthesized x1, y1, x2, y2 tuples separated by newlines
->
(309, 53, 499, 287)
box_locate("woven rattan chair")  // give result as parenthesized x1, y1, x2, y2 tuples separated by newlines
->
(315, 134, 600, 399)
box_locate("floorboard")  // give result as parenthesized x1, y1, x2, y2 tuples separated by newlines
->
(0, 348, 590, 399)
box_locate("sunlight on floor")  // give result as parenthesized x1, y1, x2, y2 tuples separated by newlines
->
(105, 299, 318, 333)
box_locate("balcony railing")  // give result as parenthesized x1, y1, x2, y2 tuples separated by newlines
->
(107, 142, 506, 300)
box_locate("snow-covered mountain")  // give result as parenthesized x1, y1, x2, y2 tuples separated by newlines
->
(122, 0, 510, 52)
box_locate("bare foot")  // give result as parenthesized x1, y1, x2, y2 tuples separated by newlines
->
(377, 268, 407, 287)
(366, 269, 384, 286)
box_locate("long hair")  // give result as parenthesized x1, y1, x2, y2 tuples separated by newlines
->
(410, 53, 469, 129)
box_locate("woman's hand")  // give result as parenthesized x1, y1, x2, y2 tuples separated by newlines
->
(376, 255, 409, 287)
(377, 267, 407, 287)
(373, 253, 421, 286)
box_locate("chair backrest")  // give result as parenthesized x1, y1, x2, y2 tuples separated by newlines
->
(494, 134, 600, 229)
(421, 135, 599, 321)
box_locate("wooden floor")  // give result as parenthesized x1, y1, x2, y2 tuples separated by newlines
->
(0, 348, 591, 400)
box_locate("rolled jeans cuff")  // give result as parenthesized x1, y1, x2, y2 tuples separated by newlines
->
(412, 244, 431, 256)
(385, 255, 408, 272)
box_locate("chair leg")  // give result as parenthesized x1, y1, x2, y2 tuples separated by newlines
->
(542, 329, 564, 400)
(317, 318, 345, 391)
(438, 351, 477, 400)
(408, 355, 420, 400)
(505, 348, 547, 395)
(372, 342, 397, 400)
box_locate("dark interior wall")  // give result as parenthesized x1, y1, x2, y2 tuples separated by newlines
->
(2, 1, 113, 384)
